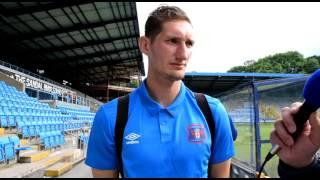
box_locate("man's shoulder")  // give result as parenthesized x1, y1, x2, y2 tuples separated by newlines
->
(95, 97, 119, 121)
(101, 97, 119, 111)
(98, 89, 139, 115)
(203, 94, 221, 104)
(186, 89, 222, 107)
(200, 94, 226, 114)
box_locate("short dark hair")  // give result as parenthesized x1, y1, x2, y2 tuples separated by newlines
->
(145, 5, 191, 42)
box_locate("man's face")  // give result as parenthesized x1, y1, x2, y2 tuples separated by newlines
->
(147, 20, 194, 81)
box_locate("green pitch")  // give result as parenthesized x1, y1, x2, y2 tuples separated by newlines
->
(233, 122, 279, 178)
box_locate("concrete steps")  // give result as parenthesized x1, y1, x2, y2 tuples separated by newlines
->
(44, 156, 63, 168)
(19, 150, 50, 163)
(44, 149, 83, 177)
(0, 128, 4, 136)
(0, 131, 85, 178)
(0, 148, 84, 178)
(45, 162, 73, 177)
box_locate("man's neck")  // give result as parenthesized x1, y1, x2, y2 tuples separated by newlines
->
(145, 76, 181, 108)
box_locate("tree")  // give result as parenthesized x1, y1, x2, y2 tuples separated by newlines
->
(228, 65, 247, 72)
(243, 60, 256, 66)
(303, 58, 320, 73)
(256, 51, 304, 73)
(227, 51, 313, 74)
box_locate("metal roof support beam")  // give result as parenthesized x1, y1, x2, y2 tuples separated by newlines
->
(0, 1, 93, 16)
(79, 57, 142, 70)
(6, 17, 137, 41)
(230, 77, 247, 88)
(83, 65, 139, 76)
(54, 56, 140, 76)
(32, 35, 139, 54)
(60, 46, 139, 63)
(209, 76, 219, 89)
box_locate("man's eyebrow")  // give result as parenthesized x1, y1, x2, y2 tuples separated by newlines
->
(166, 35, 195, 42)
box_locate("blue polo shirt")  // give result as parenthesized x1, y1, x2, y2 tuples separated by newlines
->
(85, 81, 235, 178)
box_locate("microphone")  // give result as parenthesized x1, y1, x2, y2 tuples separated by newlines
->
(258, 69, 320, 178)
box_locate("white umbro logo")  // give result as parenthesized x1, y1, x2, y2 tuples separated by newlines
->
(125, 133, 141, 144)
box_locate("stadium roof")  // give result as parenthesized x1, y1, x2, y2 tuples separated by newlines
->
(183, 72, 306, 96)
(0, 2, 144, 101)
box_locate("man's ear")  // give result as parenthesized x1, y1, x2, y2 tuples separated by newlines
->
(138, 36, 150, 56)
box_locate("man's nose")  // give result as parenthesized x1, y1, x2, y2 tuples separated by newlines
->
(176, 43, 190, 60)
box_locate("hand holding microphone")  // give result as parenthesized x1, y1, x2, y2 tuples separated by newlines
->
(258, 69, 320, 177)
(271, 68, 320, 154)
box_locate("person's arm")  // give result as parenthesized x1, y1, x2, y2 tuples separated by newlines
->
(209, 159, 231, 178)
(278, 153, 320, 178)
(92, 169, 118, 178)
(85, 100, 120, 177)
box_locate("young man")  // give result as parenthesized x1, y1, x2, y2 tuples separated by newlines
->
(270, 102, 320, 178)
(85, 5, 235, 178)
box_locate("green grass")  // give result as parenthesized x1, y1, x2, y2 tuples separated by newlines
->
(234, 122, 279, 178)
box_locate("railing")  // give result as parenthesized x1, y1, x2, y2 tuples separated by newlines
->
(0, 59, 103, 109)
(0, 59, 75, 92)
(231, 158, 257, 178)
(218, 75, 309, 177)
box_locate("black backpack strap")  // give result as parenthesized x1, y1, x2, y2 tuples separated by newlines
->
(115, 95, 129, 178)
(194, 93, 215, 153)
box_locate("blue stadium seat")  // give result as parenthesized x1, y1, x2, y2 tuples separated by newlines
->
(16, 120, 25, 133)
(39, 132, 46, 145)
(29, 121, 36, 137)
(43, 132, 51, 149)
(8, 135, 20, 148)
(35, 121, 41, 136)
(0, 115, 8, 127)
(59, 121, 63, 131)
(49, 123, 54, 132)
(15, 115, 22, 124)
(53, 131, 60, 146)
(8, 115, 15, 127)
(4, 142, 15, 160)
(22, 121, 30, 138)
(60, 132, 65, 145)
(0, 99, 7, 107)
(45, 122, 51, 132)
(40, 121, 46, 132)
(0, 138, 6, 163)
(0, 137, 15, 161)
(49, 132, 56, 147)
(21, 116, 28, 122)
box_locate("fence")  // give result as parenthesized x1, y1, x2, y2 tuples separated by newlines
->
(218, 75, 309, 177)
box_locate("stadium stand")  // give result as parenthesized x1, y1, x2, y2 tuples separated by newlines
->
(0, 1, 145, 177)
(0, 80, 94, 136)
(0, 79, 95, 164)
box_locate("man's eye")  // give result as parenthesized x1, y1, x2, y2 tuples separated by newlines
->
(167, 39, 177, 44)
(186, 41, 194, 47)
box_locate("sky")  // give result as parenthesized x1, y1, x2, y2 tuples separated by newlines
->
(136, 2, 320, 76)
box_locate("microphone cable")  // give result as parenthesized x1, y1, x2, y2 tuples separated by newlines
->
(257, 154, 271, 178)
(257, 145, 279, 178)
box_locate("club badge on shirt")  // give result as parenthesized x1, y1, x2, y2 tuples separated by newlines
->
(188, 124, 206, 144)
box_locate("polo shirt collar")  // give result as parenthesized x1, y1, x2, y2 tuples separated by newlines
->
(138, 80, 186, 117)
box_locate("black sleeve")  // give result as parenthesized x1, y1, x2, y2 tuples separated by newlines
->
(278, 154, 320, 178)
